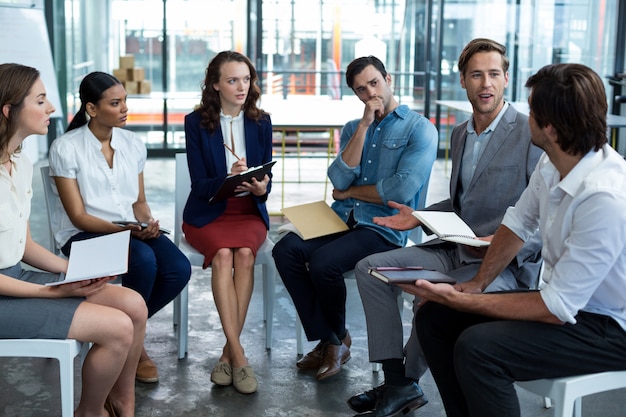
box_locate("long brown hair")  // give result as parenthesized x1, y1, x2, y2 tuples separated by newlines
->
(0, 63, 40, 157)
(198, 51, 266, 133)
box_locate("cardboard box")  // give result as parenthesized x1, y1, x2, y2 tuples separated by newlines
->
(127, 67, 145, 81)
(138, 80, 151, 95)
(113, 68, 127, 82)
(123, 81, 139, 95)
(119, 55, 135, 69)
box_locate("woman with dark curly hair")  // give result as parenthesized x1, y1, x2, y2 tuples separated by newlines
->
(182, 51, 273, 394)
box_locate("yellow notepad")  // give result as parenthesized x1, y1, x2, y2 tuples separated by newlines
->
(280, 201, 349, 240)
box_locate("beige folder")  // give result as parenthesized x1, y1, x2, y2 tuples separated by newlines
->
(280, 201, 349, 240)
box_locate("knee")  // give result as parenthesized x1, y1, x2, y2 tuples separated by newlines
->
(123, 288, 149, 326)
(212, 248, 234, 267)
(174, 256, 192, 283)
(235, 247, 255, 267)
(272, 234, 299, 264)
(130, 245, 157, 274)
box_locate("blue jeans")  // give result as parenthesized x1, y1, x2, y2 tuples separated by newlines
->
(272, 227, 398, 341)
(63, 232, 191, 317)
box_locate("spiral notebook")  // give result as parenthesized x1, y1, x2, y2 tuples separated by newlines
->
(411, 211, 490, 247)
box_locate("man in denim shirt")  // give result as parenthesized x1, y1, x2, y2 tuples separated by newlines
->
(272, 56, 437, 381)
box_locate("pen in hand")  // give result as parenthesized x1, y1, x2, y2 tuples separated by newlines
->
(224, 142, 242, 161)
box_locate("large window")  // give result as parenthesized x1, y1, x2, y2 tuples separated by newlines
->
(57, 0, 624, 155)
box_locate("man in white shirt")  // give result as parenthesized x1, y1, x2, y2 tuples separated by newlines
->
(407, 63, 626, 417)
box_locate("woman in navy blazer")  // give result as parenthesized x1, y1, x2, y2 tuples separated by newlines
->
(183, 51, 272, 394)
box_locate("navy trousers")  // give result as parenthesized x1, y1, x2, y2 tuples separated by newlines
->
(272, 227, 398, 341)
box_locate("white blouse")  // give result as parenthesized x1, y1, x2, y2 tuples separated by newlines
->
(0, 154, 32, 269)
(48, 125, 146, 247)
(220, 110, 246, 168)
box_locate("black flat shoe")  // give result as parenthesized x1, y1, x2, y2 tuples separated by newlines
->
(354, 381, 428, 417)
(347, 384, 386, 413)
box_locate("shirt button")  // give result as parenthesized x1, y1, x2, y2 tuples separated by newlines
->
(372, 144, 377, 147)
(364, 177, 368, 181)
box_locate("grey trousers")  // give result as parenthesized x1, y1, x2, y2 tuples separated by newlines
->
(355, 242, 524, 381)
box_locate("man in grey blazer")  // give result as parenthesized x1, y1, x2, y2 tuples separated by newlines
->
(347, 38, 544, 417)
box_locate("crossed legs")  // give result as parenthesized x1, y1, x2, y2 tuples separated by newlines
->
(70, 284, 147, 417)
(211, 247, 255, 369)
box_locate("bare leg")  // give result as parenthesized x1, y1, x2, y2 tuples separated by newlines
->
(72, 284, 147, 417)
(211, 247, 255, 368)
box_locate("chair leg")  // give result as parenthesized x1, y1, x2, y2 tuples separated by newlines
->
(263, 263, 276, 350)
(58, 348, 75, 417)
(175, 285, 189, 359)
(574, 397, 582, 417)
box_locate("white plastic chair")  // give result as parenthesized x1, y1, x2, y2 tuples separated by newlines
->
(516, 371, 626, 417)
(0, 338, 88, 416)
(174, 153, 277, 350)
(40, 165, 190, 359)
(293, 171, 431, 373)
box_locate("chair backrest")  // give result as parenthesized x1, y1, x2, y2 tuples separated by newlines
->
(174, 153, 190, 247)
(40, 165, 60, 254)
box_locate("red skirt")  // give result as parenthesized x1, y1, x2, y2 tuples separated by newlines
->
(182, 195, 267, 269)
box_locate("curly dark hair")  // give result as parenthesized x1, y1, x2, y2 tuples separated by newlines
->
(198, 51, 266, 133)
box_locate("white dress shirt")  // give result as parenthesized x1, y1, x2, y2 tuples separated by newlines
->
(502, 144, 626, 330)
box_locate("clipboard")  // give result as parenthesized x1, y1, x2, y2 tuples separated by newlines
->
(209, 160, 276, 203)
(280, 201, 349, 240)
(46, 230, 130, 286)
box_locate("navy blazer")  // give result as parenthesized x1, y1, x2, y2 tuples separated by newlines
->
(427, 104, 544, 287)
(182, 109, 273, 229)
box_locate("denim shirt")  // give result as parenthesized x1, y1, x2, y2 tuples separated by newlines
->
(327, 105, 438, 246)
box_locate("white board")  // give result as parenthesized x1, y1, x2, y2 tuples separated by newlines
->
(0, 5, 63, 117)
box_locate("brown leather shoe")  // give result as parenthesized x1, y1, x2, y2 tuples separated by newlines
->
(297, 341, 325, 369)
(342, 329, 352, 348)
(316, 342, 351, 381)
(297, 330, 352, 370)
(136, 359, 159, 383)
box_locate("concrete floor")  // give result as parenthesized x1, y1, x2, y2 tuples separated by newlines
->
(1, 156, 625, 417)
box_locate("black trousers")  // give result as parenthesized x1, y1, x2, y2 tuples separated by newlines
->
(272, 227, 397, 341)
(416, 302, 626, 417)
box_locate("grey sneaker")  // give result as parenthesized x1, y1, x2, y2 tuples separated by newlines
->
(210, 361, 232, 386)
(233, 365, 258, 394)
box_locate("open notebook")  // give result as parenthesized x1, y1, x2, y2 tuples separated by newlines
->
(46, 230, 130, 286)
(412, 211, 490, 247)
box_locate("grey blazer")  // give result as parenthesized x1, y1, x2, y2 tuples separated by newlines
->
(427, 104, 544, 287)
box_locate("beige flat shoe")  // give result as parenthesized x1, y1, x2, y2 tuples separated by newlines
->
(233, 365, 258, 394)
(210, 361, 233, 386)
